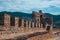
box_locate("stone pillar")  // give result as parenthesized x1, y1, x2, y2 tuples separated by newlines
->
(12, 17, 19, 32)
(29, 21, 32, 32)
(36, 22, 38, 28)
(39, 23, 40, 28)
(26, 20, 29, 32)
(32, 22, 34, 28)
(39, 17, 40, 28)
(21, 18, 24, 32)
(21, 18, 24, 28)
(29, 21, 31, 28)
(26, 20, 28, 27)
(4, 14, 10, 28)
(32, 22, 34, 31)
(15, 17, 19, 28)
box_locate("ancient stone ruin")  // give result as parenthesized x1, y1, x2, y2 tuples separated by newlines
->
(0, 10, 53, 40)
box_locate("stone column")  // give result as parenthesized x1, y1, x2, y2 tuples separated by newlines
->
(38, 22, 40, 31)
(26, 20, 28, 27)
(32, 22, 34, 31)
(21, 18, 24, 28)
(15, 17, 19, 28)
(36, 22, 38, 28)
(32, 22, 34, 28)
(21, 18, 24, 32)
(39, 17, 40, 28)
(13, 17, 19, 32)
(29, 21, 32, 32)
(4, 14, 10, 28)
(39, 23, 40, 28)
(29, 21, 31, 28)
(26, 20, 29, 32)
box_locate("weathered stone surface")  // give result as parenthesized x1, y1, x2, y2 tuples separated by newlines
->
(21, 18, 25, 32)
(0, 10, 53, 40)
(21, 18, 24, 28)
(4, 14, 10, 28)
(15, 17, 19, 28)
(25, 20, 29, 32)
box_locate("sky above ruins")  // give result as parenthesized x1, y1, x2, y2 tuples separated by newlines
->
(0, 0, 60, 15)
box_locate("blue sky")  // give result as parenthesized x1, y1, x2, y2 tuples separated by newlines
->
(0, 0, 60, 15)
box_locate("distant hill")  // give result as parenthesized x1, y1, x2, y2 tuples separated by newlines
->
(0, 11, 60, 28)
(0, 11, 33, 21)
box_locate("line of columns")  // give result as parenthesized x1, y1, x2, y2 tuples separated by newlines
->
(4, 14, 43, 29)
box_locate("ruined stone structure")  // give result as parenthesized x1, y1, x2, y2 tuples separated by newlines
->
(4, 14, 10, 28)
(0, 10, 53, 40)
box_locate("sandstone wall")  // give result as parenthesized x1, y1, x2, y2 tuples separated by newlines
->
(4, 14, 10, 28)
